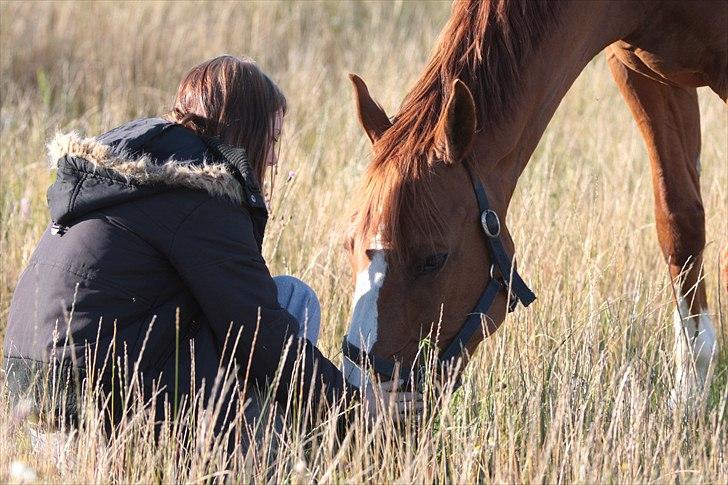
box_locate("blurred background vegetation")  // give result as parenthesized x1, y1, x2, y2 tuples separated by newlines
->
(1, 1, 726, 482)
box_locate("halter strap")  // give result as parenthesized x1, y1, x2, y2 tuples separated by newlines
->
(438, 277, 503, 362)
(461, 159, 536, 307)
(342, 159, 536, 389)
(437, 159, 535, 363)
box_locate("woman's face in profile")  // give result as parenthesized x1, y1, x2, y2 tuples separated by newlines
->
(266, 110, 284, 169)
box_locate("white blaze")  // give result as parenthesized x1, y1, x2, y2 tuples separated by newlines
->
(344, 249, 387, 388)
(672, 292, 717, 402)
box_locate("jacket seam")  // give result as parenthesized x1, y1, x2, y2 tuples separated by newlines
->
(3, 355, 86, 369)
(68, 163, 149, 189)
(131, 194, 194, 236)
(168, 197, 212, 255)
(68, 172, 88, 214)
(167, 197, 227, 256)
(178, 255, 266, 276)
(33, 260, 154, 305)
(168, 198, 264, 273)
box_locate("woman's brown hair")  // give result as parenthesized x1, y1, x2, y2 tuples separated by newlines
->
(166, 55, 287, 185)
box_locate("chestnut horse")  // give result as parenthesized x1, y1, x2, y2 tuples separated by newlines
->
(343, 0, 726, 400)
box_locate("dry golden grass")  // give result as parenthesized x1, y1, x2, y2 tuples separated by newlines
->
(1, 1, 726, 483)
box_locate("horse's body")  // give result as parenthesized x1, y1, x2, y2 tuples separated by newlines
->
(344, 0, 726, 398)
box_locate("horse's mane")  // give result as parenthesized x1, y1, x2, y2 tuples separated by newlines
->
(354, 0, 562, 259)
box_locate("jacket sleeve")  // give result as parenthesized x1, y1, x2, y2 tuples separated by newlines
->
(169, 197, 354, 409)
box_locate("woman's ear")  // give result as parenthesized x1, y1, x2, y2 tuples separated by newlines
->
(349, 73, 392, 143)
(435, 79, 476, 163)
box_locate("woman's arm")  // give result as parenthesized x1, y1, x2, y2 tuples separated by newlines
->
(169, 196, 353, 409)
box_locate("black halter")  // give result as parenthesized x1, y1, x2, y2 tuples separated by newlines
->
(342, 159, 536, 389)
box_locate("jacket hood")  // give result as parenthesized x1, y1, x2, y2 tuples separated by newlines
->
(46, 118, 265, 225)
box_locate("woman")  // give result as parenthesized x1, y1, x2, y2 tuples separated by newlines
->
(3, 55, 418, 437)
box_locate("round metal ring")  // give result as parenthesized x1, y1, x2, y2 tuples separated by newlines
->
(481, 209, 500, 238)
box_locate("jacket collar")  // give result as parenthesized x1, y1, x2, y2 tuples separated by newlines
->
(47, 131, 252, 207)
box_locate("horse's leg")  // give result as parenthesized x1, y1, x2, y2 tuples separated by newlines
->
(606, 47, 718, 401)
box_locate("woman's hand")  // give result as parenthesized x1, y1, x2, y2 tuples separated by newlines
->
(362, 379, 424, 423)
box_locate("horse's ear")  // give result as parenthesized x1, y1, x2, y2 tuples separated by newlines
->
(349, 73, 392, 144)
(436, 79, 476, 163)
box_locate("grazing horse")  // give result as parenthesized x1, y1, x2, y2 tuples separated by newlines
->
(343, 0, 726, 400)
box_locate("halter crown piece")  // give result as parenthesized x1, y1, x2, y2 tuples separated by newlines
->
(342, 159, 536, 391)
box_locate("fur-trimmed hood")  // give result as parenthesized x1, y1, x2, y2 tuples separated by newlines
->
(46, 117, 265, 226)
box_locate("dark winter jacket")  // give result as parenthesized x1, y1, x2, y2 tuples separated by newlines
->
(3, 117, 352, 425)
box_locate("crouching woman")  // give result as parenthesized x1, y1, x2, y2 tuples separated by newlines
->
(2, 55, 418, 443)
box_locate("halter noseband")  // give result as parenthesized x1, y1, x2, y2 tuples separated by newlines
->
(342, 159, 536, 390)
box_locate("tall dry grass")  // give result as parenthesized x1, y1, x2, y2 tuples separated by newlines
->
(1, 1, 726, 483)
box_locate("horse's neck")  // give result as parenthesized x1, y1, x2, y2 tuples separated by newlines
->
(472, 1, 639, 205)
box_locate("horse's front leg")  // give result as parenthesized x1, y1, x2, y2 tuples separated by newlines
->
(606, 47, 718, 403)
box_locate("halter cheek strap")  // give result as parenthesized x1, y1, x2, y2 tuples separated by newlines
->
(342, 159, 536, 388)
(438, 159, 535, 362)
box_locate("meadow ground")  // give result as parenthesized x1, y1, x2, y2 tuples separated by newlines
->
(0, 1, 726, 483)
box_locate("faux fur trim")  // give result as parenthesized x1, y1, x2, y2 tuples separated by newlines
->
(47, 132, 244, 205)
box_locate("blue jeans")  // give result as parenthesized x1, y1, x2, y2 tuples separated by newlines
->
(273, 275, 320, 344)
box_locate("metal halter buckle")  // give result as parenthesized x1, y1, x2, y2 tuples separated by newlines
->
(480, 210, 500, 238)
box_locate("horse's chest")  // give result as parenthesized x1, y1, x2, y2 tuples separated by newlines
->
(614, 6, 727, 90)
(615, 42, 715, 88)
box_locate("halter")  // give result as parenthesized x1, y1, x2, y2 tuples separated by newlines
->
(342, 159, 536, 390)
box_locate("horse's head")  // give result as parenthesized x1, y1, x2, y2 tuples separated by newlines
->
(343, 74, 526, 388)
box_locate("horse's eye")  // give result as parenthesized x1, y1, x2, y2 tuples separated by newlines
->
(415, 252, 448, 276)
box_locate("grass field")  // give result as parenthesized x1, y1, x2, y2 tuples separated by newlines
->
(1, 1, 726, 483)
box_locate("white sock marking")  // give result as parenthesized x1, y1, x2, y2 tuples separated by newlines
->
(672, 293, 717, 400)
